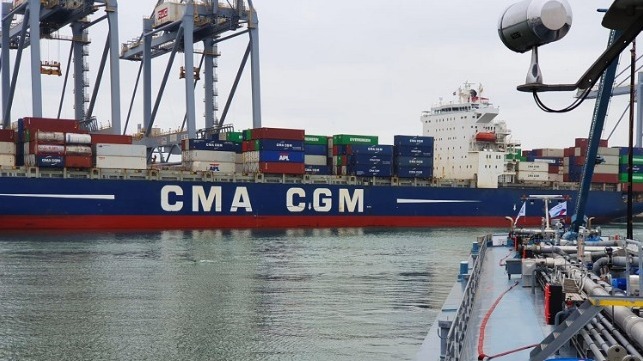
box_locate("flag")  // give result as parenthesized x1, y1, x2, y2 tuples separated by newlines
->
(549, 201, 567, 218)
(514, 202, 526, 225)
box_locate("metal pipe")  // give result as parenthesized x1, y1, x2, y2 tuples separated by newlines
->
(580, 274, 643, 352)
(591, 319, 618, 348)
(585, 323, 612, 354)
(579, 329, 606, 361)
(592, 256, 640, 275)
(597, 314, 643, 359)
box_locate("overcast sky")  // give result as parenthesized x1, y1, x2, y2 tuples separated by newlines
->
(7, 1, 640, 150)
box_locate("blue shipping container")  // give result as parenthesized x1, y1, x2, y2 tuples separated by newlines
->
(304, 144, 328, 155)
(350, 154, 393, 166)
(305, 165, 332, 175)
(396, 166, 433, 178)
(257, 139, 305, 152)
(395, 156, 433, 167)
(395, 145, 433, 157)
(619, 164, 643, 173)
(185, 139, 240, 152)
(35, 155, 65, 168)
(347, 144, 394, 156)
(259, 150, 305, 163)
(349, 164, 393, 177)
(394, 135, 434, 147)
(619, 147, 643, 156)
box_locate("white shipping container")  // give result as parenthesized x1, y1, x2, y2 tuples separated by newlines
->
(235, 164, 244, 173)
(243, 151, 259, 163)
(600, 155, 619, 165)
(548, 173, 563, 182)
(0, 154, 14, 166)
(517, 171, 549, 182)
(183, 150, 236, 163)
(34, 131, 65, 143)
(95, 143, 147, 157)
(599, 147, 620, 156)
(66, 133, 92, 145)
(0, 142, 16, 155)
(186, 161, 236, 173)
(518, 161, 549, 172)
(24, 143, 65, 155)
(305, 155, 327, 166)
(95, 155, 147, 170)
(235, 153, 244, 164)
(594, 164, 619, 174)
(243, 161, 259, 174)
(66, 145, 92, 155)
(540, 148, 565, 158)
(153, 2, 184, 28)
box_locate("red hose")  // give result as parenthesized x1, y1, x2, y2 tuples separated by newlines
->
(477, 280, 520, 359)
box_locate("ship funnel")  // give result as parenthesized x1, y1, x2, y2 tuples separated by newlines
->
(498, 0, 572, 53)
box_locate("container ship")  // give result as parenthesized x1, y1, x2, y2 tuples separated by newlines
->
(0, 83, 641, 230)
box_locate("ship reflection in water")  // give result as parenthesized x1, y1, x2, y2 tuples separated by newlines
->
(0, 228, 478, 361)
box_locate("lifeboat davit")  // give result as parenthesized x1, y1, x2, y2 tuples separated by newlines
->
(475, 132, 496, 142)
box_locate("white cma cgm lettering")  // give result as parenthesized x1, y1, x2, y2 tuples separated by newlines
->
(161, 185, 252, 212)
(286, 188, 364, 213)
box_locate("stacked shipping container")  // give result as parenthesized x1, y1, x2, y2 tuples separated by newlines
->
(0, 129, 15, 167)
(182, 139, 241, 173)
(304, 135, 331, 175)
(242, 128, 306, 175)
(393, 135, 434, 178)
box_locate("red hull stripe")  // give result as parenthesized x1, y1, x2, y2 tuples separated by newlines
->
(0, 215, 568, 231)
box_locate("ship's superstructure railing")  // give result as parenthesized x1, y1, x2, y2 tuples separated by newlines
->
(443, 234, 490, 361)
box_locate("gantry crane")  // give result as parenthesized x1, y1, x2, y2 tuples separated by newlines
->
(120, 0, 260, 162)
(1, 0, 121, 132)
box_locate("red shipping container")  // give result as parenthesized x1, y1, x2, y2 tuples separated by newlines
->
(592, 173, 619, 184)
(621, 183, 643, 192)
(90, 133, 133, 145)
(65, 155, 93, 168)
(242, 140, 256, 152)
(259, 162, 305, 175)
(599, 139, 609, 147)
(0, 129, 15, 142)
(22, 117, 80, 132)
(548, 165, 560, 174)
(251, 127, 305, 141)
(564, 147, 574, 157)
(575, 138, 589, 148)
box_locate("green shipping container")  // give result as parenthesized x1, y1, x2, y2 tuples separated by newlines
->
(243, 129, 253, 141)
(619, 155, 643, 165)
(619, 173, 643, 183)
(333, 134, 378, 145)
(224, 132, 243, 143)
(305, 135, 328, 145)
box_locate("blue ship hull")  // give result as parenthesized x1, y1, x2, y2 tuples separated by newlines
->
(0, 175, 638, 230)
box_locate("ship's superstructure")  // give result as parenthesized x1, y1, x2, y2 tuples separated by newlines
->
(421, 83, 513, 188)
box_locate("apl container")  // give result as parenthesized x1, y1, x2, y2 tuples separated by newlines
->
(258, 150, 305, 163)
(185, 161, 236, 173)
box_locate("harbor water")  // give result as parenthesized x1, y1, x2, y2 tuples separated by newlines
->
(0, 227, 480, 361)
